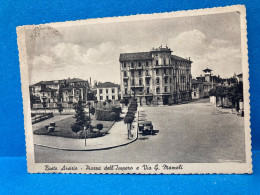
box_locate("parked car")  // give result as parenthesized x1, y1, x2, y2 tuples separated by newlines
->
(139, 121, 154, 135)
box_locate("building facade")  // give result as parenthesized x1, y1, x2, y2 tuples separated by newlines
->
(96, 82, 120, 101)
(119, 46, 192, 105)
(30, 78, 89, 108)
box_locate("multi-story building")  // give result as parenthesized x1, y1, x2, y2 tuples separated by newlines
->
(30, 78, 89, 108)
(119, 46, 192, 105)
(96, 82, 120, 101)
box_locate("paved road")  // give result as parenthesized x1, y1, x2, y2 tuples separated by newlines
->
(34, 101, 246, 163)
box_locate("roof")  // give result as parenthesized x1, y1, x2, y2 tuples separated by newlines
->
(67, 78, 88, 83)
(171, 55, 192, 63)
(39, 87, 56, 92)
(119, 52, 152, 61)
(192, 79, 202, 84)
(33, 78, 88, 86)
(203, 68, 212, 72)
(96, 82, 120, 88)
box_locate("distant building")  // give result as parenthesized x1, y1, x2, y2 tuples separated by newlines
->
(119, 46, 192, 105)
(30, 78, 90, 108)
(96, 82, 120, 101)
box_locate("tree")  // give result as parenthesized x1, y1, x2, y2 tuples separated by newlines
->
(68, 101, 73, 111)
(30, 94, 39, 109)
(107, 99, 112, 108)
(103, 101, 107, 109)
(71, 96, 90, 136)
(57, 102, 64, 115)
(124, 116, 134, 139)
(226, 82, 243, 111)
(58, 84, 64, 102)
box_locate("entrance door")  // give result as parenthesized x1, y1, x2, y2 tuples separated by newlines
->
(162, 96, 169, 105)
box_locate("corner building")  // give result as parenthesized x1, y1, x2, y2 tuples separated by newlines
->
(119, 46, 192, 105)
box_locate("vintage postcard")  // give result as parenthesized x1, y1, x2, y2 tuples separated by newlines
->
(17, 5, 252, 174)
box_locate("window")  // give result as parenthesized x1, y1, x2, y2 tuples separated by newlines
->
(165, 77, 168, 83)
(164, 59, 166, 65)
(169, 59, 171, 64)
(131, 62, 134, 68)
(170, 78, 172, 83)
(146, 79, 150, 85)
(112, 95, 115, 100)
(99, 89, 103, 94)
(139, 78, 142, 85)
(123, 63, 126, 68)
(106, 89, 109, 93)
(112, 88, 115, 93)
(124, 71, 127, 77)
(106, 96, 109, 100)
(156, 69, 159, 75)
(132, 79, 135, 85)
(145, 70, 149, 76)
(131, 71, 134, 77)
(138, 70, 142, 76)
(125, 88, 128, 94)
(156, 77, 160, 84)
(156, 87, 160, 94)
(138, 62, 141, 67)
(164, 86, 168, 92)
(100, 96, 103, 100)
(146, 61, 149, 66)
(76, 90, 79, 95)
(147, 87, 150, 93)
(164, 69, 167, 74)
(156, 60, 159, 65)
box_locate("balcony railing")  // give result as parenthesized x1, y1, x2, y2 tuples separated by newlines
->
(153, 65, 173, 69)
(131, 84, 144, 88)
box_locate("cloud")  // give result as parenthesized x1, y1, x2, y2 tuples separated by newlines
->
(29, 41, 121, 84)
(169, 29, 242, 78)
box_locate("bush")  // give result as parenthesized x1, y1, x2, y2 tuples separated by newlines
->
(124, 116, 134, 124)
(96, 109, 119, 121)
(71, 123, 81, 134)
(96, 123, 104, 131)
(110, 112, 116, 121)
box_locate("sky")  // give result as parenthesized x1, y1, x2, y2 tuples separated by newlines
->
(25, 12, 242, 85)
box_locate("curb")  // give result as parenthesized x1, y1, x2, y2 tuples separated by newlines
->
(34, 128, 138, 152)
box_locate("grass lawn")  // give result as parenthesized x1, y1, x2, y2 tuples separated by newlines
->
(34, 115, 114, 139)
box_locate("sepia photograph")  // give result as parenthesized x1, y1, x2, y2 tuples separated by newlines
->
(17, 5, 252, 174)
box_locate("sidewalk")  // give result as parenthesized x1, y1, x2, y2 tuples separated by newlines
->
(33, 106, 138, 151)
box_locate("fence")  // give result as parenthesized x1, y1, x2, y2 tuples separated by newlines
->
(31, 113, 54, 124)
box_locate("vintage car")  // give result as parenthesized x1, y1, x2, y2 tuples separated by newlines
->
(138, 121, 154, 135)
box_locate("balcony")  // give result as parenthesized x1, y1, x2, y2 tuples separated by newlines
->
(131, 84, 144, 89)
(153, 64, 172, 69)
(144, 93, 153, 96)
(145, 74, 151, 78)
(123, 76, 129, 80)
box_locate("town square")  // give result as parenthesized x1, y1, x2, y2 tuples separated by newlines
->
(18, 6, 252, 174)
